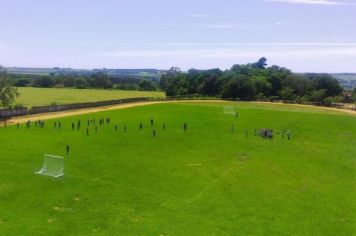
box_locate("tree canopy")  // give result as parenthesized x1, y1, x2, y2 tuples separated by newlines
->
(159, 58, 344, 104)
(0, 66, 19, 107)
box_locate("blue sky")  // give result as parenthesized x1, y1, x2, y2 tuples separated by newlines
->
(0, 0, 355, 72)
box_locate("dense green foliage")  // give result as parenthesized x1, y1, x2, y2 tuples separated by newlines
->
(3, 62, 353, 105)
(160, 58, 345, 104)
(138, 80, 157, 91)
(0, 67, 19, 107)
(0, 102, 355, 235)
(8, 71, 159, 91)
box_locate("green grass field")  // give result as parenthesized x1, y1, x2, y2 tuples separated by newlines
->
(0, 102, 355, 235)
(10, 87, 164, 107)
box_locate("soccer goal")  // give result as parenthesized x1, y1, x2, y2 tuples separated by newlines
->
(36, 154, 64, 178)
(223, 106, 237, 116)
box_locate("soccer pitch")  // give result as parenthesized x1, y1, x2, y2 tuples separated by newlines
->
(0, 102, 355, 235)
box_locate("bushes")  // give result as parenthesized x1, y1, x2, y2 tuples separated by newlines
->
(279, 87, 296, 101)
(34, 77, 55, 88)
(15, 79, 30, 87)
(74, 78, 88, 89)
(10, 104, 25, 109)
(138, 80, 157, 91)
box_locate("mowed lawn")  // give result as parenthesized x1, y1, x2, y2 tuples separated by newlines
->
(0, 102, 355, 235)
(11, 87, 164, 107)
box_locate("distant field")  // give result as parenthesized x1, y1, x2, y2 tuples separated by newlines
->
(10, 87, 165, 107)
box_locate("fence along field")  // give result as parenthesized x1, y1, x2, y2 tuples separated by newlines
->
(0, 102, 355, 235)
(0, 87, 164, 118)
(0, 97, 148, 118)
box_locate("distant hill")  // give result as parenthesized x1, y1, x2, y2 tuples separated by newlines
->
(332, 73, 356, 90)
(5, 67, 162, 78)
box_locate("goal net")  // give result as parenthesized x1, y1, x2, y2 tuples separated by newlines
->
(223, 106, 237, 116)
(36, 154, 64, 178)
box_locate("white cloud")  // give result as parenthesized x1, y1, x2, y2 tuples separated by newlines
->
(265, 0, 349, 5)
(275, 22, 285, 25)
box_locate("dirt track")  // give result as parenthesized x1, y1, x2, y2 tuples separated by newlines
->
(2, 100, 355, 126)
(253, 101, 356, 115)
(2, 101, 164, 125)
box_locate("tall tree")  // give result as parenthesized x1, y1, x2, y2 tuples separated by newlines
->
(221, 74, 256, 100)
(307, 74, 343, 97)
(253, 57, 268, 69)
(0, 67, 19, 107)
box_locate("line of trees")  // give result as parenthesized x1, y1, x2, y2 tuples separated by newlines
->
(2, 60, 356, 108)
(160, 58, 353, 104)
(9, 71, 159, 91)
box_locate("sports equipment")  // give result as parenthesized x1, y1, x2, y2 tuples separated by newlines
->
(223, 106, 237, 116)
(36, 154, 64, 178)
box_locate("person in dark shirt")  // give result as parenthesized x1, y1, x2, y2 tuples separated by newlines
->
(66, 145, 70, 156)
(183, 123, 187, 133)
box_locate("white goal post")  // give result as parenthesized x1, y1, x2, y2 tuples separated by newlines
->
(36, 154, 64, 178)
(223, 106, 237, 116)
